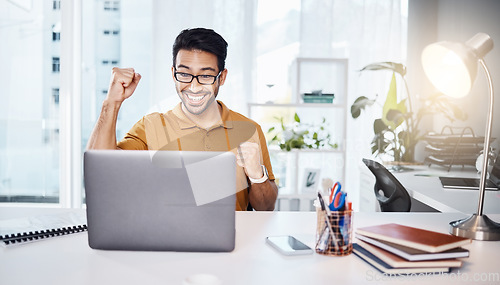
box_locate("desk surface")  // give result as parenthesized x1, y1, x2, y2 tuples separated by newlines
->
(392, 165, 500, 214)
(1, 207, 500, 285)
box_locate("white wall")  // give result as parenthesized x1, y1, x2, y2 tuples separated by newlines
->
(407, 0, 500, 156)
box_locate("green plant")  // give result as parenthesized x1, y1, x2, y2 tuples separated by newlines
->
(351, 62, 466, 162)
(267, 113, 338, 151)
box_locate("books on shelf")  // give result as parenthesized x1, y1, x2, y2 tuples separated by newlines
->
(355, 234, 470, 261)
(0, 212, 87, 246)
(355, 223, 471, 253)
(353, 223, 471, 275)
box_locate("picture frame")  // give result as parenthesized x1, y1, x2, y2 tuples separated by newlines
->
(301, 168, 321, 193)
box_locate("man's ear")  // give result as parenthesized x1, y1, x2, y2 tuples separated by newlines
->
(171, 66, 176, 81)
(218, 68, 228, 86)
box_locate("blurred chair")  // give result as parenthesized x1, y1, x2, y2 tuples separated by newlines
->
(362, 158, 411, 212)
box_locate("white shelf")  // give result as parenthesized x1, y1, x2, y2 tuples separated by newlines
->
(248, 102, 344, 108)
(249, 57, 349, 211)
(268, 148, 344, 153)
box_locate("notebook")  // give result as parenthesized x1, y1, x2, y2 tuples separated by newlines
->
(355, 234, 469, 261)
(356, 223, 471, 253)
(0, 212, 87, 246)
(83, 150, 237, 252)
(439, 152, 500, 191)
(353, 244, 451, 275)
(355, 240, 462, 268)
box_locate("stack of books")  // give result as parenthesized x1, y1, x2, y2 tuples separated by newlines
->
(353, 223, 472, 274)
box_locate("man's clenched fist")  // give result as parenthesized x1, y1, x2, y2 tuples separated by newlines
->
(106, 67, 141, 103)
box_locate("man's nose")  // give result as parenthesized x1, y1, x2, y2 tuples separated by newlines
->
(189, 78, 203, 92)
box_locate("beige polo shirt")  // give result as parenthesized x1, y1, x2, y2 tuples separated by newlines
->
(117, 100, 275, 211)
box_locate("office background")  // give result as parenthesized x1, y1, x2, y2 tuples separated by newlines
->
(1, 0, 499, 209)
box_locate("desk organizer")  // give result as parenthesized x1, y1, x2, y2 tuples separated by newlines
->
(315, 209, 353, 256)
(423, 126, 495, 171)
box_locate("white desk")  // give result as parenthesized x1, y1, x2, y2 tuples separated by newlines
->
(1, 207, 500, 285)
(393, 165, 500, 214)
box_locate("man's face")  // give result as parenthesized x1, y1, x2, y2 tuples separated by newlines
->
(172, 49, 227, 116)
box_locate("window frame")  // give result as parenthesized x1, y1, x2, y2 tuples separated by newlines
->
(59, 0, 83, 208)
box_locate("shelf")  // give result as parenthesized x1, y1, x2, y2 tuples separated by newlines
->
(248, 57, 348, 209)
(268, 148, 344, 154)
(248, 102, 344, 108)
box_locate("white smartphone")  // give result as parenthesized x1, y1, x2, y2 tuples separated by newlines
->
(265, 235, 313, 255)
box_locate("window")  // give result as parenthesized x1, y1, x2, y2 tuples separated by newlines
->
(52, 88, 60, 104)
(1, 3, 61, 204)
(52, 57, 60, 72)
(52, 30, 60, 41)
(103, 30, 119, 36)
(104, 1, 120, 11)
(53, 0, 61, 10)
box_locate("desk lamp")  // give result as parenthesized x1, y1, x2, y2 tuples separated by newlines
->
(422, 33, 500, 240)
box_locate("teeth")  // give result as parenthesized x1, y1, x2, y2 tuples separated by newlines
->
(187, 94, 204, 101)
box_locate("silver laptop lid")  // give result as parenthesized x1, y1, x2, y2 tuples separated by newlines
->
(83, 150, 236, 252)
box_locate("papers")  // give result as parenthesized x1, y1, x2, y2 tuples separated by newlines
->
(0, 212, 87, 246)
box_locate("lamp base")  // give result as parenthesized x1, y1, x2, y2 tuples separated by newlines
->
(450, 214, 500, 241)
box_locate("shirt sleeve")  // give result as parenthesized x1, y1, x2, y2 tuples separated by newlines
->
(256, 124, 275, 181)
(117, 117, 148, 150)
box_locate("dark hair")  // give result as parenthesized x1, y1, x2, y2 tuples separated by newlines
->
(172, 28, 228, 72)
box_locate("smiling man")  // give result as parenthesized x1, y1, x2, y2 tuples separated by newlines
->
(87, 28, 278, 211)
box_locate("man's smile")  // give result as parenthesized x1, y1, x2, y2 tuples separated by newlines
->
(183, 91, 210, 105)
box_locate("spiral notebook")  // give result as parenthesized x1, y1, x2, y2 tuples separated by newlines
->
(0, 212, 87, 246)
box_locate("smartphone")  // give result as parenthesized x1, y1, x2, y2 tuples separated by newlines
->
(265, 235, 313, 255)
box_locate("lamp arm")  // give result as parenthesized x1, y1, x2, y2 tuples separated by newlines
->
(477, 59, 494, 216)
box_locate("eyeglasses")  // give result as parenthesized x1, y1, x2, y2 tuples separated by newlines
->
(174, 68, 221, 85)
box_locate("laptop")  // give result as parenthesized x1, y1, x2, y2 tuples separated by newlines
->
(83, 150, 237, 252)
(439, 153, 500, 191)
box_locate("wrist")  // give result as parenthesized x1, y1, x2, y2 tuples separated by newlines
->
(249, 165, 268, 184)
(103, 98, 122, 108)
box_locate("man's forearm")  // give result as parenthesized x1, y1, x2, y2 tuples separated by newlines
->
(86, 100, 122, 150)
(248, 180, 278, 211)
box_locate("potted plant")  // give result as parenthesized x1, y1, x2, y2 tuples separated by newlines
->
(350, 62, 466, 163)
(267, 113, 338, 151)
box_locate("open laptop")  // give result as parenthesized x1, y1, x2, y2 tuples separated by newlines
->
(439, 152, 500, 191)
(83, 150, 236, 252)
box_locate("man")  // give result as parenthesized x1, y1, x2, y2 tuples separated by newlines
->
(87, 28, 278, 211)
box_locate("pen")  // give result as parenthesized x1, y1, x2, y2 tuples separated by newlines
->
(317, 193, 340, 252)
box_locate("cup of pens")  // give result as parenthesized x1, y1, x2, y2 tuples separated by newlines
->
(315, 182, 353, 256)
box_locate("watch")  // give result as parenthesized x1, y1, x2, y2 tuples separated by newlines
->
(249, 165, 268, 184)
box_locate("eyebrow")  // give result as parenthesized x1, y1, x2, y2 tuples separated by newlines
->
(176, 64, 217, 72)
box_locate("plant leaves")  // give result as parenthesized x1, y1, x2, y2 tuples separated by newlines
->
(371, 134, 390, 155)
(386, 109, 405, 128)
(267, 127, 275, 133)
(350, 96, 376, 118)
(294, 113, 300, 123)
(382, 73, 407, 129)
(373, 119, 388, 134)
(359, 62, 407, 77)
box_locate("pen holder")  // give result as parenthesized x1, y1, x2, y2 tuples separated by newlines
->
(315, 209, 353, 256)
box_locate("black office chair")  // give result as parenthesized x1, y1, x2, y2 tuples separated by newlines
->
(362, 158, 411, 212)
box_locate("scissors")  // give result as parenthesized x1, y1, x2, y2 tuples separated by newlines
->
(329, 182, 341, 204)
(329, 189, 346, 212)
